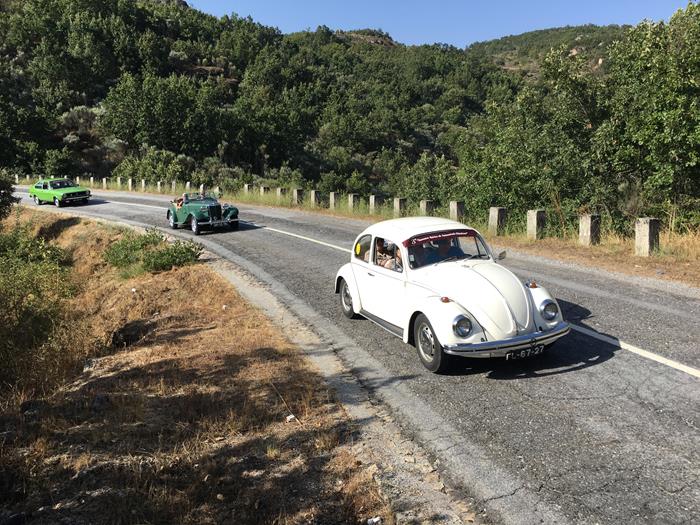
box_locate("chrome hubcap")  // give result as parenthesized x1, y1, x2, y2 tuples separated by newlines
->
(191, 219, 197, 232)
(417, 323, 435, 362)
(341, 283, 352, 311)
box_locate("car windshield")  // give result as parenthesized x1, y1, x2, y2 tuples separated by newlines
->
(191, 192, 216, 202)
(405, 229, 490, 269)
(49, 179, 76, 189)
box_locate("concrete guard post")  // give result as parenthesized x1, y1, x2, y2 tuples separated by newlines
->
(635, 217, 660, 257)
(128, 178, 133, 191)
(25, 174, 30, 182)
(171, 180, 176, 193)
(260, 186, 270, 196)
(527, 209, 546, 240)
(76, 176, 80, 185)
(309, 190, 320, 207)
(292, 188, 304, 205)
(142, 179, 146, 191)
(369, 194, 383, 215)
(449, 201, 464, 222)
(89, 176, 94, 187)
(15, 174, 19, 184)
(488, 207, 506, 236)
(579, 214, 601, 246)
(329, 192, 338, 210)
(276, 187, 288, 201)
(243, 183, 250, 195)
(393, 197, 406, 218)
(348, 193, 360, 211)
(420, 199, 435, 216)
(157, 181, 162, 193)
(102, 178, 107, 190)
(198, 184, 205, 195)
(185, 181, 191, 192)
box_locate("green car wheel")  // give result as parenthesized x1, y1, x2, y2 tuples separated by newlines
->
(168, 211, 178, 229)
(54, 197, 62, 208)
(190, 216, 200, 235)
(33, 195, 41, 205)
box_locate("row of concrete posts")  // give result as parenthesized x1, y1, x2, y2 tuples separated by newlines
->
(17, 173, 661, 257)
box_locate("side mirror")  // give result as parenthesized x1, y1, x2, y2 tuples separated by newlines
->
(497, 250, 507, 260)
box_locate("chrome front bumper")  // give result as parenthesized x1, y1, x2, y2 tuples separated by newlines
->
(443, 321, 570, 358)
(199, 218, 238, 226)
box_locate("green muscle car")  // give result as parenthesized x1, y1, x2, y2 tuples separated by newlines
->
(28, 178, 91, 207)
(167, 192, 239, 235)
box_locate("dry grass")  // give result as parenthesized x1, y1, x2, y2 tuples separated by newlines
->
(0, 209, 390, 525)
(491, 228, 700, 288)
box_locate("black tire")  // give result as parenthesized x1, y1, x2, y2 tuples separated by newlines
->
(54, 197, 62, 208)
(81, 198, 88, 204)
(190, 216, 200, 235)
(33, 195, 40, 205)
(339, 279, 358, 319)
(414, 313, 451, 373)
(168, 210, 178, 229)
(228, 221, 239, 231)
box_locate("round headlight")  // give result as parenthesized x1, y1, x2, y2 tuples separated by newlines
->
(540, 300, 559, 321)
(453, 315, 473, 338)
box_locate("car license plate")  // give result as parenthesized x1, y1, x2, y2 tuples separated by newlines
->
(505, 344, 545, 360)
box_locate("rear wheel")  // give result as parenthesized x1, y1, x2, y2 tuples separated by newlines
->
(33, 195, 40, 205)
(190, 216, 200, 235)
(339, 279, 358, 319)
(414, 314, 451, 373)
(53, 197, 62, 208)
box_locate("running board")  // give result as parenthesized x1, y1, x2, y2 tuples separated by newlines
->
(360, 309, 404, 338)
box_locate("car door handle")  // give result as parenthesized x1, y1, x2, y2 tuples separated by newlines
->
(367, 272, 375, 277)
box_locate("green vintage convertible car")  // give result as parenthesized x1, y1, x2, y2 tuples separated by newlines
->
(167, 192, 239, 235)
(28, 178, 91, 206)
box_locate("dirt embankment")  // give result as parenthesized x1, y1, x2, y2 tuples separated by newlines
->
(0, 209, 391, 524)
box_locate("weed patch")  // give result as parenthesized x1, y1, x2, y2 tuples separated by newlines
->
(104, 227, 202, 275)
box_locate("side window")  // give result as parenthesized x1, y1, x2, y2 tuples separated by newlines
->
(354, 235, 372, 262)
(375, 238, 403, 273)
(42, 183, 48, 190)
(34, 183, 42, 189)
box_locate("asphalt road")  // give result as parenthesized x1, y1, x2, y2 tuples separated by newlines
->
(15, 189, 700, 525)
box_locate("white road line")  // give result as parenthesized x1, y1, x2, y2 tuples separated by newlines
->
(242, 221, 352, 254)
(570, 325, 700, 379)
(31, 193, 698, 378)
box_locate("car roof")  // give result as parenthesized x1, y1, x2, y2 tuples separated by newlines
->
(361, 217, 480, 242)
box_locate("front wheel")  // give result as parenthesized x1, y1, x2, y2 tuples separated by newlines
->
(339, 279, 358, 319)
(168, 211, 178, 229)
(190, 216, 200, 235)
(414, 313, 451, 373)
(54, 197, 62, 208)
(33, 195, 40, 205)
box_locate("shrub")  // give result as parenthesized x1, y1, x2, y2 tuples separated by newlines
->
(104, 228, 201, 274)
(142, 240, 203, 272)
(103, 228, 164, 268)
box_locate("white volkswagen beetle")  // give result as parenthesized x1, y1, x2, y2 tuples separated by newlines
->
(334, 217, 570, 372)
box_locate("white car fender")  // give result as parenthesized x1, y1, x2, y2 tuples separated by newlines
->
(335, 262, 362, 314)
(401, 296, 483, 346)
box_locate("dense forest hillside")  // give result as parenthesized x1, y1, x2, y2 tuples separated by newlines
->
(0, 0, 698, 231)
(467, 24, 630, 75)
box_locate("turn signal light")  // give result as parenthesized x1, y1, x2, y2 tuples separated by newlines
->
(527, 280, 538, 288)
(440, 296, 451, 303)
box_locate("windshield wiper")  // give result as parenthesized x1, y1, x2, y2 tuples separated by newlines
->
(435, 255, 465, 265)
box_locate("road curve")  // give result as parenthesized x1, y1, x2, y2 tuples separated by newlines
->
(15, 189, 700, 525)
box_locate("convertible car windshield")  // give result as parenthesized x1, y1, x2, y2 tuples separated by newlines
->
(49, 179, 77, 189)
(405, 229, 490, 269)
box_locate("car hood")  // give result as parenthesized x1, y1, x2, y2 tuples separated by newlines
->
(411, 261, 533, 339)
(53, 186, 88, 194)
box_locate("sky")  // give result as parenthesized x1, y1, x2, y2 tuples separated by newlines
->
(187, 0, 691, 47)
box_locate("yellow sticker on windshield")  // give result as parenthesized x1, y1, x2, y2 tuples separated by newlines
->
(355, 243, 361, 255)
